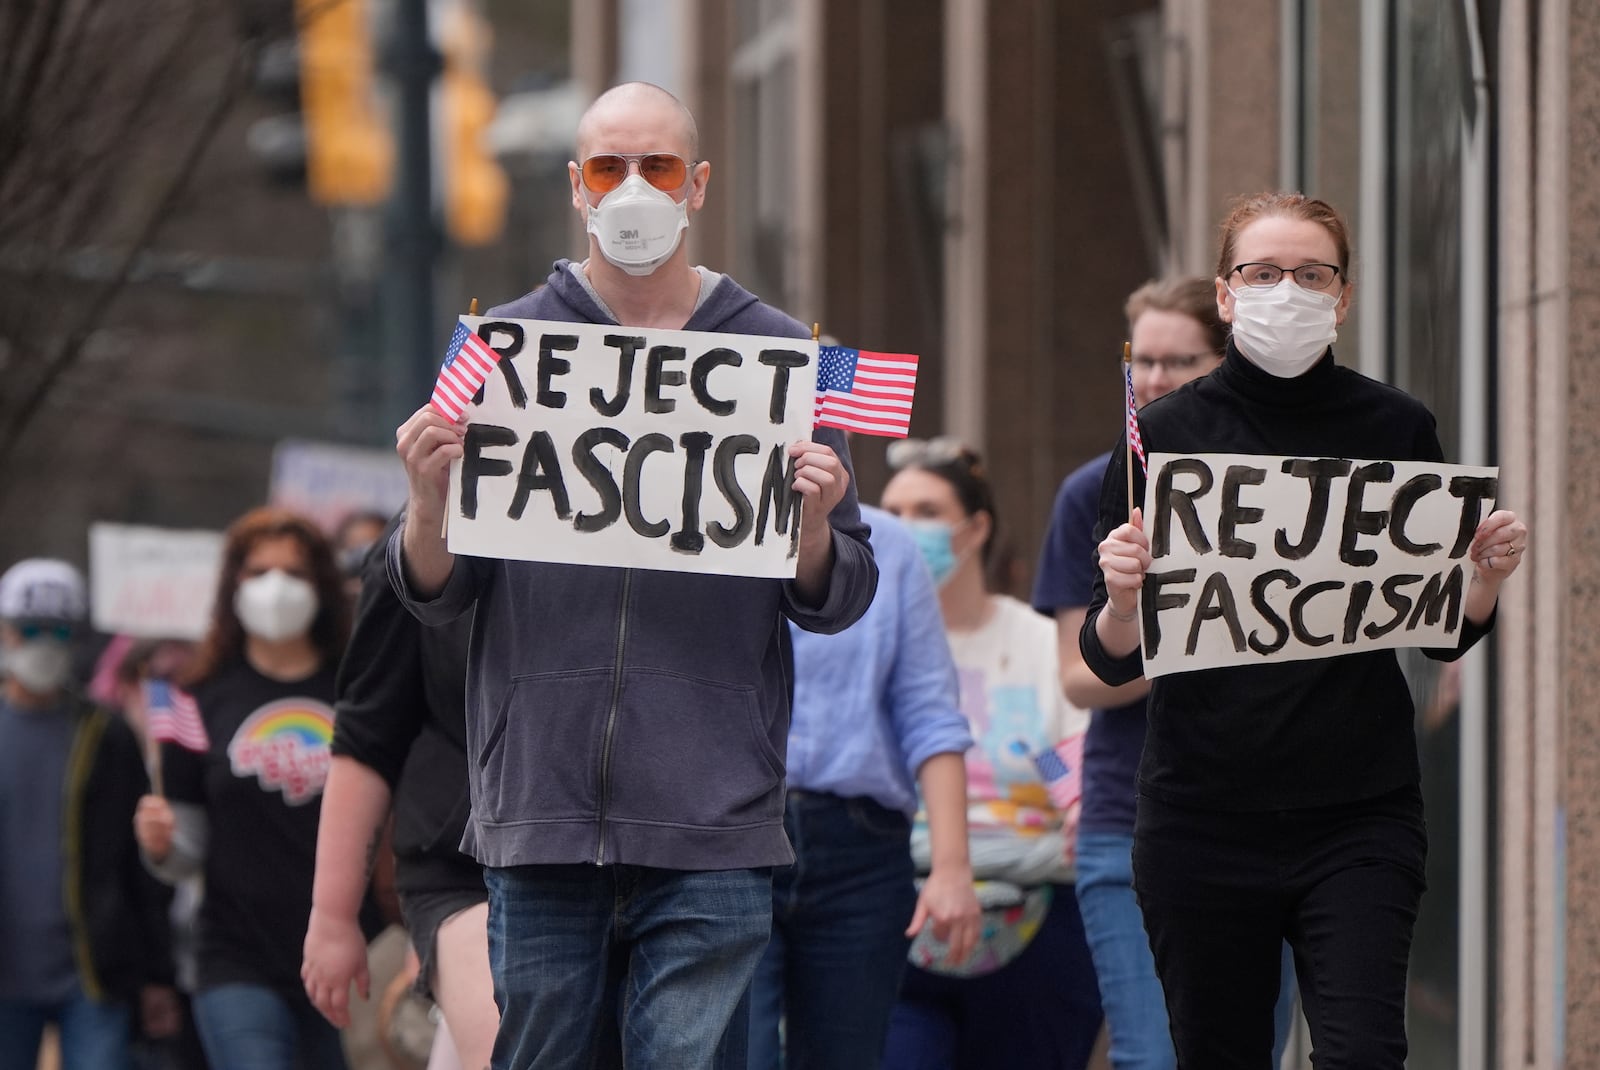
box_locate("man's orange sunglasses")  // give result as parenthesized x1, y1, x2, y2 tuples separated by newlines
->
(579, 152, 691, 194)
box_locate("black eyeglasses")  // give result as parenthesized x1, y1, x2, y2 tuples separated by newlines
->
(1130, 353, 1217, 374)
(1229, 262, 1344, 291)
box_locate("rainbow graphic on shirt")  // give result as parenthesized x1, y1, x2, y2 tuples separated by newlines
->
(227, 699, 335, 805)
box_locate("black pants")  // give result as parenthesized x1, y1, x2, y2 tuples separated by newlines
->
(1132, 785, 1426, 1070)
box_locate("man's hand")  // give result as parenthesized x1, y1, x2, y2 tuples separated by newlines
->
(395, 405, 467, 523)
(788, 440, 849, 522)
(133, 795, 175, 863)
(301, 907, 371, 1028)
(907, 865, 982, 966)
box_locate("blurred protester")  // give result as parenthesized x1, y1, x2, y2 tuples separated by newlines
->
(1033, 277, 1296, 1069)
(114, 640, 209, 1070)
(747, 504, 980, 1069)
(134, 508, 374, 1070)
(1083, 193, 1523, 1067)
(878, 444, 1102, 1069)
(334, 512, 390, 604)
(0, 559, 174, 1070)
(388, 82, 875, 1069)
(303, 513, 495, 1070)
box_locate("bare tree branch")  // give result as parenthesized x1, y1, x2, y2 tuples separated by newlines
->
(0, 29, 259, 480)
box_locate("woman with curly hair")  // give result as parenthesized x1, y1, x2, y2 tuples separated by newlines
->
(134, 506, 371, 1069)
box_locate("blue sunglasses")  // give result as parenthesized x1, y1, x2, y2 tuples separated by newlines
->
(16, 621, 73, 642)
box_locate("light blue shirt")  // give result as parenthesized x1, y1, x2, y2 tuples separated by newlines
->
(786, 505, 973, 814)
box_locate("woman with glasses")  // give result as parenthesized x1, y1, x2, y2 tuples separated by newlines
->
(1083, 192, 1527, 1068)
(1035, 277, 1296, 1070)
(879, 440, 1103, 1070)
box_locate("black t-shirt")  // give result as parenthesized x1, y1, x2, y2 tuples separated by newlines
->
(165, 658, 339, 993)
(1082, 346, 1494, 811)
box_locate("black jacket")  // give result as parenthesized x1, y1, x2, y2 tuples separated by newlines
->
(68, 702, 174, 999)
(332, 514, 481, 896)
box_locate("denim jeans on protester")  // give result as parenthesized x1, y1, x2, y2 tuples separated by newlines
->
(0, 987, 133, 1070)
(191, 983, 347, 1070)
(747, 791, 918, 1070)
(485, 863, 772, 1070)
(882, 881, 1103, 1070)
(1132, 786, 1427, 1070)
(1076, 831, 1298, 1070)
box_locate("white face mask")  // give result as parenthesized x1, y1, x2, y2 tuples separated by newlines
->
(1227, 279, 1340, 377)
(234, 570, 319, 643)
(585, 173, 690, 276)
(4, 638, 73, 694)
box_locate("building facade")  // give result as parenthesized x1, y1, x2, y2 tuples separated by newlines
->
(574, 0, 1596, 1065)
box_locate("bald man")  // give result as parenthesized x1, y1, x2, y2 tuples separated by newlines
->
(387, 83, 879, 1069)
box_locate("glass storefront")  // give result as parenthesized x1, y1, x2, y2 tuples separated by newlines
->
(1292, 2, 1491, 1066)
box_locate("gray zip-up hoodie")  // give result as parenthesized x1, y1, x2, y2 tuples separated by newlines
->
(389, 260, 878, 870)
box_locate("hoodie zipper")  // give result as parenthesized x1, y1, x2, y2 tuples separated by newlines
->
(595, 569, 632, 864)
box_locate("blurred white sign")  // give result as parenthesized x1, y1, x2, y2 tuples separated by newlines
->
(89, 523, 225, 640)
(270, 439, 408, 532)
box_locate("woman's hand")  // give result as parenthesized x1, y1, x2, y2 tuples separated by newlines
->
(907, 864, 982, 967)
(133, 794, 175, 862)
(1097, 506, 1152, 619)
(302, 907, 372, 1028)
(1468, 509, 1528, 582)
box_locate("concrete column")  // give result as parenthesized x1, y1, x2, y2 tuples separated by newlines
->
(1553, 0, 1600, 1062)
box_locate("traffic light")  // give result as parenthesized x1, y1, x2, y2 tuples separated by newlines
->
(437, 4, 508, 246)
(296, 0, 394, 205)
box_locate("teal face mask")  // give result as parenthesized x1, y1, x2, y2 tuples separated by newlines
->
(905, 520, 961, 586)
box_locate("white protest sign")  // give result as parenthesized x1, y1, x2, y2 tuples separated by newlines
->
(1137, 453, 1499, 677)
(89, 523, 225, 640)
(445, 316, 818, 578)
(270, 439, 409, 531)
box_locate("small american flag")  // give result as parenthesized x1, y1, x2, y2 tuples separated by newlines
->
(144, 679, 209, 753)
(814, 345, 918, 438)
(431, 321, 502, 422)
(1124, 360, 1147, 478)
(1033, 733, 1085, 813)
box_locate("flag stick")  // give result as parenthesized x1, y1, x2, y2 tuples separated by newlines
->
(1123, 341, 1135, 523)
(145, 730, 165, 797)
(442, 298, 481, 539)
(812, 322, 820, 342)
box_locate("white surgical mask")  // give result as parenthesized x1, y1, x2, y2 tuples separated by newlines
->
(585, 173, 689, 276)
(4, 639, 73, 693)
(234, 570, 319, 643)
(1227, 279, 1340, 378)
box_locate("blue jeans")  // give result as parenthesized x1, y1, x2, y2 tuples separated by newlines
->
(883, 883, 1103, 1069)
(191, 983, 347, 1070)
(748, 792, 918, 1070)
(485, 863, 772, 1070)
(0, 987, 133, 1070)
(1076, 831, 1297, 1070)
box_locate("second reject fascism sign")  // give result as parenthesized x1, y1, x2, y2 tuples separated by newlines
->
(1136, 452, 1499, 678)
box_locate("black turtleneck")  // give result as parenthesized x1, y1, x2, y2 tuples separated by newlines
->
(1080, 343, 1494, 811)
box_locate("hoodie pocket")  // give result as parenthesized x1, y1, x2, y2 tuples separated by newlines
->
(606, 668, 784, 829)
(475, 668, 611, 825)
